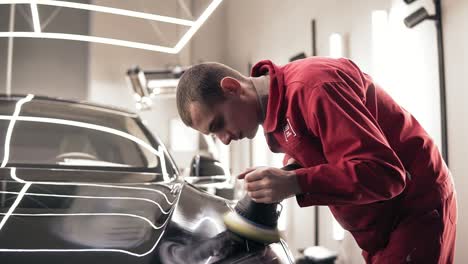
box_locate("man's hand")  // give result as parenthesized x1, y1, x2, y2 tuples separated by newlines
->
(237, 166, 301, 204)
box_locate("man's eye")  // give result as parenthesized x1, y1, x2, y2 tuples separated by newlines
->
(215, 118, 224, 131)
(211, 118, 223, 132)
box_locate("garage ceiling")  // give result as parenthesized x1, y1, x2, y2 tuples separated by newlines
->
(0, 0, 223, 53)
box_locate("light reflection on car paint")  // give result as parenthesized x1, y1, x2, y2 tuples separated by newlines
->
(0, 167, 179, 256)
(0, 115, 166, 167)
(1, 94, 34, 167)
(9, 168, 176, 205)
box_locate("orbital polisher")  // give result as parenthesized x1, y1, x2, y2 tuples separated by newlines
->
(223, 163, 302, 244)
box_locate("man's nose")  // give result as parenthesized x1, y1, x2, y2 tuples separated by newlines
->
(215, 131, 231, 145)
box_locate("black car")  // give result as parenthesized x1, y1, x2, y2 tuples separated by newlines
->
(0, 94, 294, 264)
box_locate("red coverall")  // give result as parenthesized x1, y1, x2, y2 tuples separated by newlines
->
(251, 57, 457, 263)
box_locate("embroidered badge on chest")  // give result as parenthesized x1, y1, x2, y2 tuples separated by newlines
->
(283, 118, 297, 142)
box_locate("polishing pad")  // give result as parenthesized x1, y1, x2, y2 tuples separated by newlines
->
(223, 163, 301, 244)
(223, 210, 281, 244)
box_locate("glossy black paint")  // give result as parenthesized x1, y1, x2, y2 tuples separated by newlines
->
(0, 95, 294, 263)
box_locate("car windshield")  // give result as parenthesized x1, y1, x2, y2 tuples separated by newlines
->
(0, 97, 172, 173)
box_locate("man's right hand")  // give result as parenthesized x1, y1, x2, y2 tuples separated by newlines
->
(237, 166, 301, 204)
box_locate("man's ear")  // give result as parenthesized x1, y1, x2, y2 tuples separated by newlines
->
(220, 77, 241, 96)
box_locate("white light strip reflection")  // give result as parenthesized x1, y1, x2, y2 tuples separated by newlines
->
(10, 168, 176, 205)
(0, 168, 181, 257)
(0, 115, 163, 161)
(0, 182, 31, 231)
(4, 0, 194, 26)
(30, 3, 41, 33)
(0, 212, 168, 230)
(0, 229, 166, 257)
(0, 32, 176, 53)
(0, 190, 171, 214)
(173, 0, 223, 53)
(192, 216, 223, 233)
(1, 94, 34, 168)
(158, 146, 169, 181)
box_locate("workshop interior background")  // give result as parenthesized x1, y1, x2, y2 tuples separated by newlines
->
(0, 0, 467, 263)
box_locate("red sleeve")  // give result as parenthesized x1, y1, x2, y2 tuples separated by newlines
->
(295, 81, 406, 206)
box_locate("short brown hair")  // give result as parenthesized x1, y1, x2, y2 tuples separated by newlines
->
(176, 62, 245, 126)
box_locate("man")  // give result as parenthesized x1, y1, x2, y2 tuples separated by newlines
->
(176, 57, 457, 263)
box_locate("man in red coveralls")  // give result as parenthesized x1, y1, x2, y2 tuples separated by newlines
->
(175, 57, 457, 263)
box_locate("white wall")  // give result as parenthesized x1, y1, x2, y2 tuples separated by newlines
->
(376, 0, 441, 149)
(219, 0, 467, 263)
(374, 1, 467, 262)
(444, 1, 468, 263)
(222, 1, 392, 262)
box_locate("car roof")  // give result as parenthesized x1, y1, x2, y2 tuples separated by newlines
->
(0, 94, 138, 118)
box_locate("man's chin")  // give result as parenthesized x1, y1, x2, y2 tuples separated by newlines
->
(246, 127, 260, 139)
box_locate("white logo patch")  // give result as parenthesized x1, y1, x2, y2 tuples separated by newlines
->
(283, 118, 297, 142)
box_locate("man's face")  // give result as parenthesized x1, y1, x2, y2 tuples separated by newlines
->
(189, 97, 260, 145)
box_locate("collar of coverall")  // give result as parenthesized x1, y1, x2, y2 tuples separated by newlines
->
(250, 60, 286, 133)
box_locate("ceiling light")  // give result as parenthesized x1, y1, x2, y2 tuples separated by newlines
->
(0, 0, 223, 54)
(5, 0, 194, 26)
(0, 32, 176, 53)
(174, 0, 223, 53)
(30, 3, 41, 32)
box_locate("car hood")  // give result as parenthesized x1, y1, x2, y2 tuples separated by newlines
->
(0, 167, 294, 263)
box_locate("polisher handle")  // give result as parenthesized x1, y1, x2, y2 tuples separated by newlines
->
(234, 163, 302, 228)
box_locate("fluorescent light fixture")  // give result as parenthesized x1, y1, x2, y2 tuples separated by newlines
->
(4, 0, 194, 26)
(329, 33, 344, 58)
(30, 3, 41, 33)
(173, 0, 223, 53)
(0, 0, 223, 54)
(0, 32, 176, 53)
